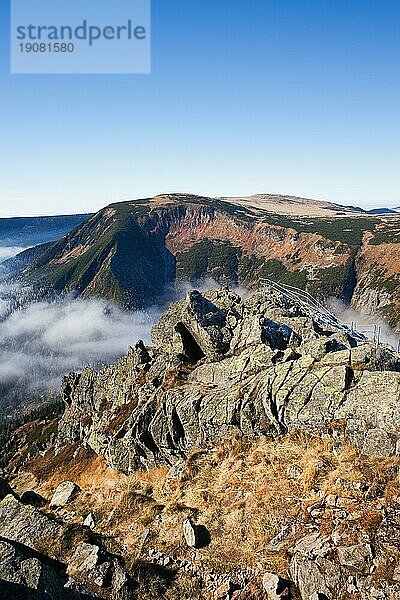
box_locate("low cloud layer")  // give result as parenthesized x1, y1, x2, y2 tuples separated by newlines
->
(328, 297, 399, 350)
(2, 274, 398, 419)
(0, 286, 162, 413)
(0, 246, 28, 263)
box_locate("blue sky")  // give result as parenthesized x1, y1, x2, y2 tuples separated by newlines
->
(0, 0, 399, 216)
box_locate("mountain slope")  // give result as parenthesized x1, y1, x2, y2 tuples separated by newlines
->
(19, 193, 400, 327)
(3, 288, 400, 599)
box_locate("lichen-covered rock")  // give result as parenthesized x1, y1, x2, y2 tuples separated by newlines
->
(290, 532, 345, 599)
(68, 542, 133, 597)
(152, 288, 242, 358)
(0, 494, 135, 598)
(54, 288, 400, 473)
(50, 481, 80, 508)
(0, 494, 65, 558)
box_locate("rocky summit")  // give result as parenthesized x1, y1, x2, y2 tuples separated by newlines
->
(58, 286, 400, 471)
(2, 287, 400, 599)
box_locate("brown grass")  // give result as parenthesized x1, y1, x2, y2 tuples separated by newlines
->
(103, 399, 137, 435)
(22, 432, 400, 585)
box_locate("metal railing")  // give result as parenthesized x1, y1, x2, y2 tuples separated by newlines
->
(260, 277, 382, 346)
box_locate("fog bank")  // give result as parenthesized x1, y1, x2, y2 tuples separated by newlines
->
(0, 286, 162, 416)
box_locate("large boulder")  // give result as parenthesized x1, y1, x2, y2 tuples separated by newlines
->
(0, 494, 65, 558)
(67, 542, 134, 598)
(50, 481, 80, 509)
(152, 289, 242, 359)
(0, 538, 68, 600)
(0, 494, 135, 598)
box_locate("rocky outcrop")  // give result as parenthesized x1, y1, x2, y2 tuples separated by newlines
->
(56, 288, 400, 474)
(0, 537, 70, 600)
(7, 285, 400, 599)
(289, 530, 400, 600)
(0, 492, 136, 599)
(0, 494, 65, 557)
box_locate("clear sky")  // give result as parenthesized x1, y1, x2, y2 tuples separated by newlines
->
(0, 0, 399, 216)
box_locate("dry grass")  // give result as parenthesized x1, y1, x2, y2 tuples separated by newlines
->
(23, 432, 400, 583)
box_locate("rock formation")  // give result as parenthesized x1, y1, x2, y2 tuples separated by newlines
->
(57, 287, 400, 474)
(3, 286, 400, 599)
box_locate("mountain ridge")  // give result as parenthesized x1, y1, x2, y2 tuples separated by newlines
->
(15, 194, 400, 330)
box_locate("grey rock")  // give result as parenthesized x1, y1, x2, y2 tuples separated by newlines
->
(83, 512, 96, 528)
(50, 481, 80, 508)
(362, 428, 396, 457)
(292, 532, 332, 559)
(290, 532, 345, 599)
(336, 544, 373, 571)
(183, 518, 198, 548)
(286, 465, 302, 479)
(166, 459, 185, 480)
(266, 524, 296, 552)
(262, 571, 291, 599)
(69, 542, 132, 596)
(0, 538, 66, 599)
(0, 494, 64, 558)
(53, 288, 400, 474)
(152, 289, 242, 359)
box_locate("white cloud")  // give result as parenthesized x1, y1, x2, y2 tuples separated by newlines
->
(328, 297, 399, 350)
(0, 246, 28, 263)
(0, 287, 162, 397)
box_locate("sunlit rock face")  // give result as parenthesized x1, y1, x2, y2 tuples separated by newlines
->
(56, 287, 400, 473)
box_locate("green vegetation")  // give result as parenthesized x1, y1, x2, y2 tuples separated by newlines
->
(25, 198, 171, 306)
(308, 260, 353, 298)
(239, 256, 308, 289)
(378, 277, 400, 293)
(239, 254, 357, 300)
(22, 196, 400, 314)
(0, 400, 64, 470)
(368, 268, 400, 293)
(264, 215, 378, 245)
(176, 239, 242, 284)
(369, 219, 400, 245)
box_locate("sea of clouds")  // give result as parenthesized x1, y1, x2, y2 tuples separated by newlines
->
(0, 245, 162, 397)
(0, 246, 27, 262)
(0, 282, 163, 414)
(0, 251, 225, 416)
